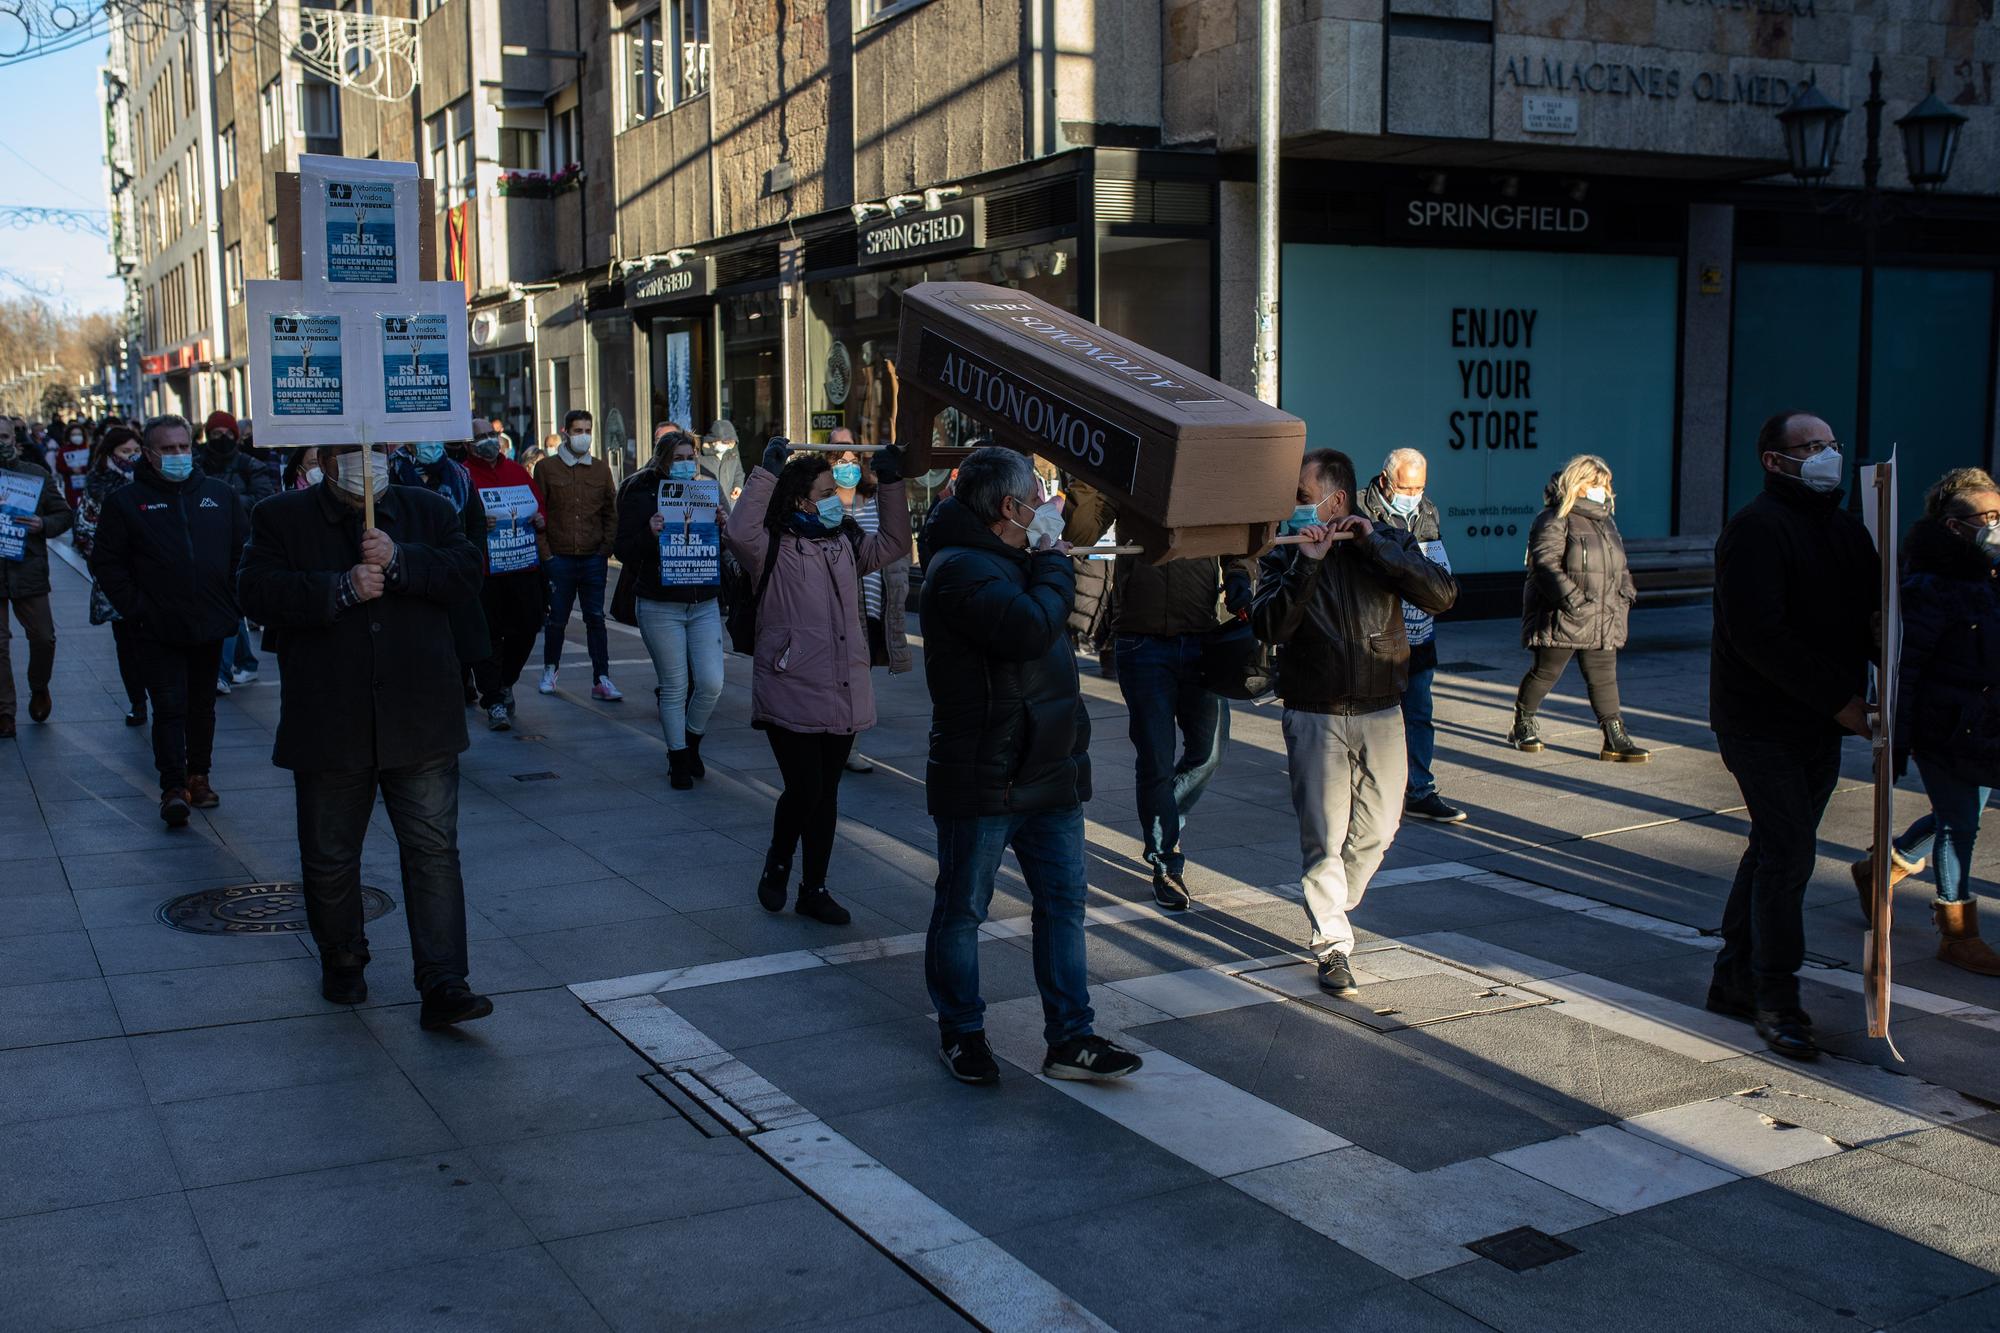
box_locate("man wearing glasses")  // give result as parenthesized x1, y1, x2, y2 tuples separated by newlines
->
(1708, 410, 1878, 1060)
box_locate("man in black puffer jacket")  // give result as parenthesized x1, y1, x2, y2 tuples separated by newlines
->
(919, 446, 1142, 1089)
(1709, 409, 1877, 1062)
(1253, 447, 1457, 998)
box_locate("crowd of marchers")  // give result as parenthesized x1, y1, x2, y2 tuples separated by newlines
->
(0, 407, 1994, 1067)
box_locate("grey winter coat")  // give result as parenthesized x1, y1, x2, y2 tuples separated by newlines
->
(1520, 482, 1636, 652)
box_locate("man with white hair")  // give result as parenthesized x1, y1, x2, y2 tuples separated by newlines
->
(1359, 446, 1465, 824)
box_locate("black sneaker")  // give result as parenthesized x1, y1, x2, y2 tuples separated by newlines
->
(1152, 869, 1191, 911)
(1754, 1008, 1818, 1061)
(1404, 792, 1468, 824)
(1317, 951, 1359, 996)
(757, 855, 790, 912)
(420, 984, 494, 1031)
(320, 960, 367, 1006)
(795, 886, 852, 926)
(940, 1030, 1001, 1085)
(1042, 1034, 1143, 1081)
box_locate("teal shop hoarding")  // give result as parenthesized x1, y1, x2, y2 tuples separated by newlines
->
(1279, 245, 1679, 576)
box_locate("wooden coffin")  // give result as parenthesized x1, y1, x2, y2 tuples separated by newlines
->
(894, 281, 1305, 561)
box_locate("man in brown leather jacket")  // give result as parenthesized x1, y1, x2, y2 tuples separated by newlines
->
(532, 410, 621, 700)
(1251, 448, 1457, 997)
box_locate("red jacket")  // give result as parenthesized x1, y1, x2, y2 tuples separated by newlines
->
(463, 454, 547, 574)
(53, 434, 91, 508)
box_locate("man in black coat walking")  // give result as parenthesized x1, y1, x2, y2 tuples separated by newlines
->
(238, 444, 492, 1029)
(1709, 410, 1878, 1060)
(89, 415, 249, 825)
(919, 446, 1143, 1088)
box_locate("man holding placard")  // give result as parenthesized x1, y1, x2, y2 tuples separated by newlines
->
(467, 430, 547, 729)
(239, 443, 492, 1027)
(0, 426, 72, 738)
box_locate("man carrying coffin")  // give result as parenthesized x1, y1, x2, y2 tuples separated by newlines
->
(238, 443, 492, 1028)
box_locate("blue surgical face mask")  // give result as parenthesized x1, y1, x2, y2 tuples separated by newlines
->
(158, 453, 194, 481)
(830, 462, 862, 489)
(667, 459, 698, 481)
(1279, 500, 1321, 535)
(814, 494, 846, 529)
(414, 441, 445, 465)
(1387, 492, 1422, 518)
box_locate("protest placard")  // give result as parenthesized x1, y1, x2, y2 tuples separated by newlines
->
(0, 470, 42, 561)
(480, 485, 540, 574)
(657, 478, 722, 588)
(299, 154, 419, 291)
(381, 313, 454, 415)
(268, 312, 346, 417)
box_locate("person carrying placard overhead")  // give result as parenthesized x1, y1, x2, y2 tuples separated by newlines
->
(238, 442, 492, 1029)
(534, 409, 622, 701)
(0, 421, 73, 738)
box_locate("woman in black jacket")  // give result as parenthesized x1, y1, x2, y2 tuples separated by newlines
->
(1854, 468, 2000, 975)
(1509, 454, 1649, 761)
(616, 431, 728, 789)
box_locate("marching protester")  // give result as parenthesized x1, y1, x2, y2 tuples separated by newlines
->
(0, 420, 73, 738)
(54, 419, 91, 509)
(1850, 468, 2000, 976)
(1509, 454, 1649, 762)
(282, 446, 322, 491)
(390, 441, 491, 706)
(701, 418, 747, 503)
(89, 415, 249, 825)
(827, 427, 914, 775)
(1252, 448, 1457, 996)
(74, 425, 147, 726)
(617, 429, 727, 788)
(238, 443, 491, 1028)
(726, 437, 910, 925)
(465, 426, 547, 728)
(200, 412, 276, 694)
(918, 445, 1142, 1084)
(534, 409, 622, 701)
(488, 415, 513, 460)
(1064, 484, 1251, 910)
(525, 433, 557, 472)
(1709, 410, 1876, 1060)
(1359, 447, 1465, 823)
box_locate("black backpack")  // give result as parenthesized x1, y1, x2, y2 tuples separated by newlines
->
(723, 540, 780, 654)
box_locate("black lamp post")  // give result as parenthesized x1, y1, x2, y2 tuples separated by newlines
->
(1775, 60, 1967, 463)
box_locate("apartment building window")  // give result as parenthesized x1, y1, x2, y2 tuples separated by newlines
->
(265, 217, 278, 275)
(624, 3, 708, 129)
(499, 122, 543, 172)
(341, 0, 375, 74)
(299, 78, 340, 141)
(225, 242, 243, 305)
(181, 37, 196, 115)
(185, 145, 202, 224)
(862, 0, 933, 23)
(259, 77, 283, 150)
(450, 98, 473, 194)
(426, 110, 448, 199)
(213, 8, 232, 72)
(551, 104, 580, 170)
(193, 248, 210, 331)
(160, 171, 178, 246)
(217, 125, 236, 189)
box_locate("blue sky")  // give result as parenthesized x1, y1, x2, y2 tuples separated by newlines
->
(0, 37, 125, 314)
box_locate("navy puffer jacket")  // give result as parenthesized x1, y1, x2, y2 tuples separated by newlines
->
(1897, 516, 2000, 785)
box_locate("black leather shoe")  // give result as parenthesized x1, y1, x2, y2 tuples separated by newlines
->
(320, 961, 367, 1005)
(757, 854, 791, 912)
(1317, 952, 1359, 996)
(1754, 1008, 1819, 1061)
(795, 887, 852, 926)
(420, 984, 494, 1031)
(1703, 982, 1755, 1022)
(124, 705, 147, 727)
(1152, 870, 1191, 911)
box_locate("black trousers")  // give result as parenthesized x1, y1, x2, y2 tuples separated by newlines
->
(111, 619, 148, 711)
(1714, 731, 1843, 1011)
(133, 636, 223, 791)
(294, 754, 470, 994)
(765, 725, 857, 889)
(474, 571, 546, 707)
(1516, 646, 1623, 720)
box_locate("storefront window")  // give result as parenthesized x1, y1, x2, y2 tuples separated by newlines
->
(1099, 236, 1212, 376)
(594, 312, 637, 482)
(802, 238, 1080, 536)
(647, 313, 707, 448)
(719, 292, 783, 454)
(470, 348, 533, 454)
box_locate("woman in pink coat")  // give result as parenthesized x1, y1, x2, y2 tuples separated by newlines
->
(727, 438, 911, 924)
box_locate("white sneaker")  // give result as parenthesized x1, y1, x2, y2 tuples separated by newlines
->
(845, 754, 874, 774)
(537, 666, 558, 695)
(230, 667, 258, 685)
(592, 675, 624, 702)
(214, 677, 232, 696)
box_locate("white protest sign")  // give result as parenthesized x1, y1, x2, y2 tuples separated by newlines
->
(298, 154, 420, 291)
(480, 484, 540, 574)
(0, 470, 43, 561)
(657, 478, 722, 588)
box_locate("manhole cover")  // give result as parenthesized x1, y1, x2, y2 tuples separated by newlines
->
(158, 882, 396, 936)
(1466, 1226, 1579, 1272)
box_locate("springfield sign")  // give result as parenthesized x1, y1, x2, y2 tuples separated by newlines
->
(858, 198, 985, 263)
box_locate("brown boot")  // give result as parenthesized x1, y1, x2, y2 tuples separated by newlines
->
(1936, 899, 2000, 976)
(1851, 849, 1923, 925)
(159, 788, 191, 828)
(186, 774, 220, 809)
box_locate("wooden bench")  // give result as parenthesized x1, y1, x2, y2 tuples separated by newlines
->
(1625, 534, 1717, 598)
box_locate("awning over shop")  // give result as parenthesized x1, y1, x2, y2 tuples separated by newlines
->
(896, 281, 1303, 560)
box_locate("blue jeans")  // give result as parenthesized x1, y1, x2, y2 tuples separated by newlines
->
(543, 553, 609, 678)
(1402, 663, 1438, 800)
(1893, 756, 1991, 904)
(216, 618, 258, 682)
(927, 805, 1095, 1046)
(1116, 633, 1228, 876)
(636, 597, 724, 749)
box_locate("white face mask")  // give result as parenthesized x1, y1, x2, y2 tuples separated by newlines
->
(1583, 485, 1608, 505)
(1797, 447, 1843, 493)
(332, 450, 389, 498)
(305, 466, 323, 486)
(1009, 496, 1064, 548)
(565, 433, 593, 461)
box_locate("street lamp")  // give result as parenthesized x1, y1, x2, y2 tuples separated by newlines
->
(1774, 59, 1965, 463)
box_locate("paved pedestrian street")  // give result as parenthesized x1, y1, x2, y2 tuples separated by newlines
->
(5, 548, 2000, 1332)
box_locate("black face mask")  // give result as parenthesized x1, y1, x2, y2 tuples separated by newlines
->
(471, 438, 501, 462)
